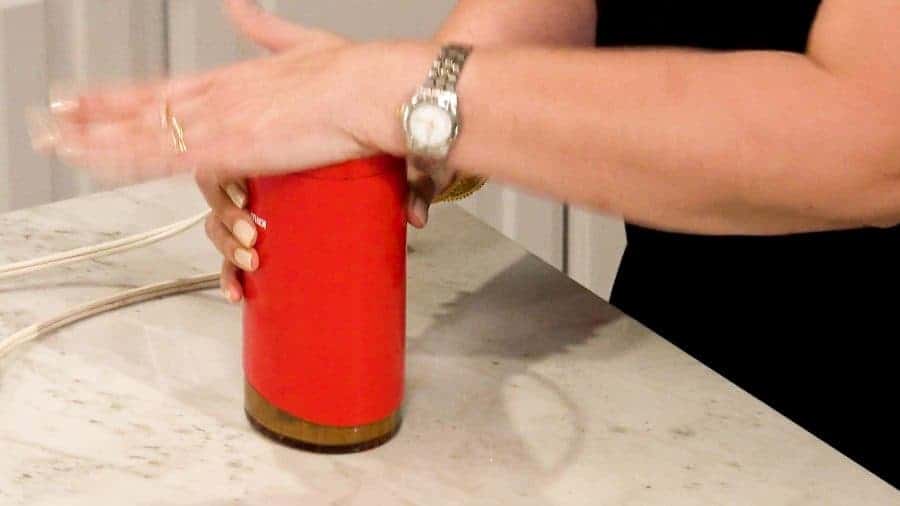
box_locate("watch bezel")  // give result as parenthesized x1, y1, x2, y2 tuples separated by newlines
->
(401, 87, 460, 158)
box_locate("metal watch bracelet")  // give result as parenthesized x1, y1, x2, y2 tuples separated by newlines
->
(426, 45, 486, 203)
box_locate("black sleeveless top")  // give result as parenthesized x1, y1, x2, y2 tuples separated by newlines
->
(596, 1, 899, 487)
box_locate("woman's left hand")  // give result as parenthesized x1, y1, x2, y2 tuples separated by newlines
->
(30, 0, 448, 228)
(31, 0, 390, 183)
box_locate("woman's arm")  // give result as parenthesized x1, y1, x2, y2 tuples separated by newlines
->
(365, 0, 900, 235)
(405, 0, 596, 225)
(435, 0, 596, 46)
(40, 1, 899, 236)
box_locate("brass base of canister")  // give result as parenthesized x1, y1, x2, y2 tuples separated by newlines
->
(244, 381, 401, 453)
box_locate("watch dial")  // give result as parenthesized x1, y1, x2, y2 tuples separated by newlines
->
(408, 103, 453, 148)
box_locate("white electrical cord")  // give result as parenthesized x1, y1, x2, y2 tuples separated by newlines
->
(0, 273, 218, 360)
(0, 210, 219, 361)
(0, 210, 211, 281)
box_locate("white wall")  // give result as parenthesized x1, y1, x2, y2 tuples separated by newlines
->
(0, 0, 626, 299)
(0, 0, 51, 212)
(44, 0, 166, 200)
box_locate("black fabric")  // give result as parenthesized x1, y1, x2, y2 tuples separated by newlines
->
(596, 1, 899, 487)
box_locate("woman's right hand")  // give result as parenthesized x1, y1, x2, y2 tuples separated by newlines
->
(202, 0, 457, 303)
(196, 171, 256, 303)
(219, 0, 453, 231)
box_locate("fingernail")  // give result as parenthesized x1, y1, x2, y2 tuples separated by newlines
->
(25, 108, 60, 153)
(413, 197, 429, 226)
(225, 183, 247, 208)
(233, 219, 256, 247)
(234, 248, 255, 271)
(222, 286, 241, 303)
(49, 82, 79, 115)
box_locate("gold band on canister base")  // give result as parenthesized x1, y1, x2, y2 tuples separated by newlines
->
(244, 381, 401, 453)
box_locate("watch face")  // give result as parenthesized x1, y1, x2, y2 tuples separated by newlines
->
(408, 103, 453, 148)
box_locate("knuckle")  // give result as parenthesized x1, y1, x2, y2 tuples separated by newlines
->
(204, 215, 216, 237)
(220, 232, 238, 255)
(221, 206, 249, 228)
(223, 264, 237, 282)
(194, 165, 216, 187)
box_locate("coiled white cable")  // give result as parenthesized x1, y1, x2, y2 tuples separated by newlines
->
(0, 210, 211, 281)
(0, 273, 218, 360)
(0, 210, 218, 361)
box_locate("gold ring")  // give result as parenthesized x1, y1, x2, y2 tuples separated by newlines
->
(170, 116, 187, 154)
(162, 101, 188, 153)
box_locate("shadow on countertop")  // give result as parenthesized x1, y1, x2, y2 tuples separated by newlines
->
(392, 255, 650, 504)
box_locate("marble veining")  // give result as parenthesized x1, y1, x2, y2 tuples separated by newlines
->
(0, 177, 896, 505)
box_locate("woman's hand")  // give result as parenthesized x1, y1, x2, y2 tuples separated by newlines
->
(171, 0, 449, 302)
(197, 0, 343, 304)
(31, 0, 448, 226)
(196, 172, 255, 303)
(223, 0, 454, 228)
(42, 31, 368, 181)
(225, 0, 456, 230)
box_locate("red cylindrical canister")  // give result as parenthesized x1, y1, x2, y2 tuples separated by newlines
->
(242, 155, 407, 452)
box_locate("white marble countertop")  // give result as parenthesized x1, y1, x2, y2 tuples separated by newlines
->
(0, 178, 895, 505)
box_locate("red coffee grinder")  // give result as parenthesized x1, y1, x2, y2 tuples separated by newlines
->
(242, 155, 408, 452)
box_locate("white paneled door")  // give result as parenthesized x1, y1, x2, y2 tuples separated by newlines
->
(0, 0, 625, 298)
(568, 207, 626, 300)
(44, 0, 166, 201)
(0, 0, 50, 212)
(457, 183, 566, 271)
(167, 0, 262, 73)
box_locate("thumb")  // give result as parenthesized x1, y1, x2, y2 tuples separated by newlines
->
(406, 160, 458, 228)
(223, 0, 306, 52)
(407, 160, 436, 228)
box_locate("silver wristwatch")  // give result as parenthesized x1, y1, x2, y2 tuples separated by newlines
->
(401, 44, 472, 167)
